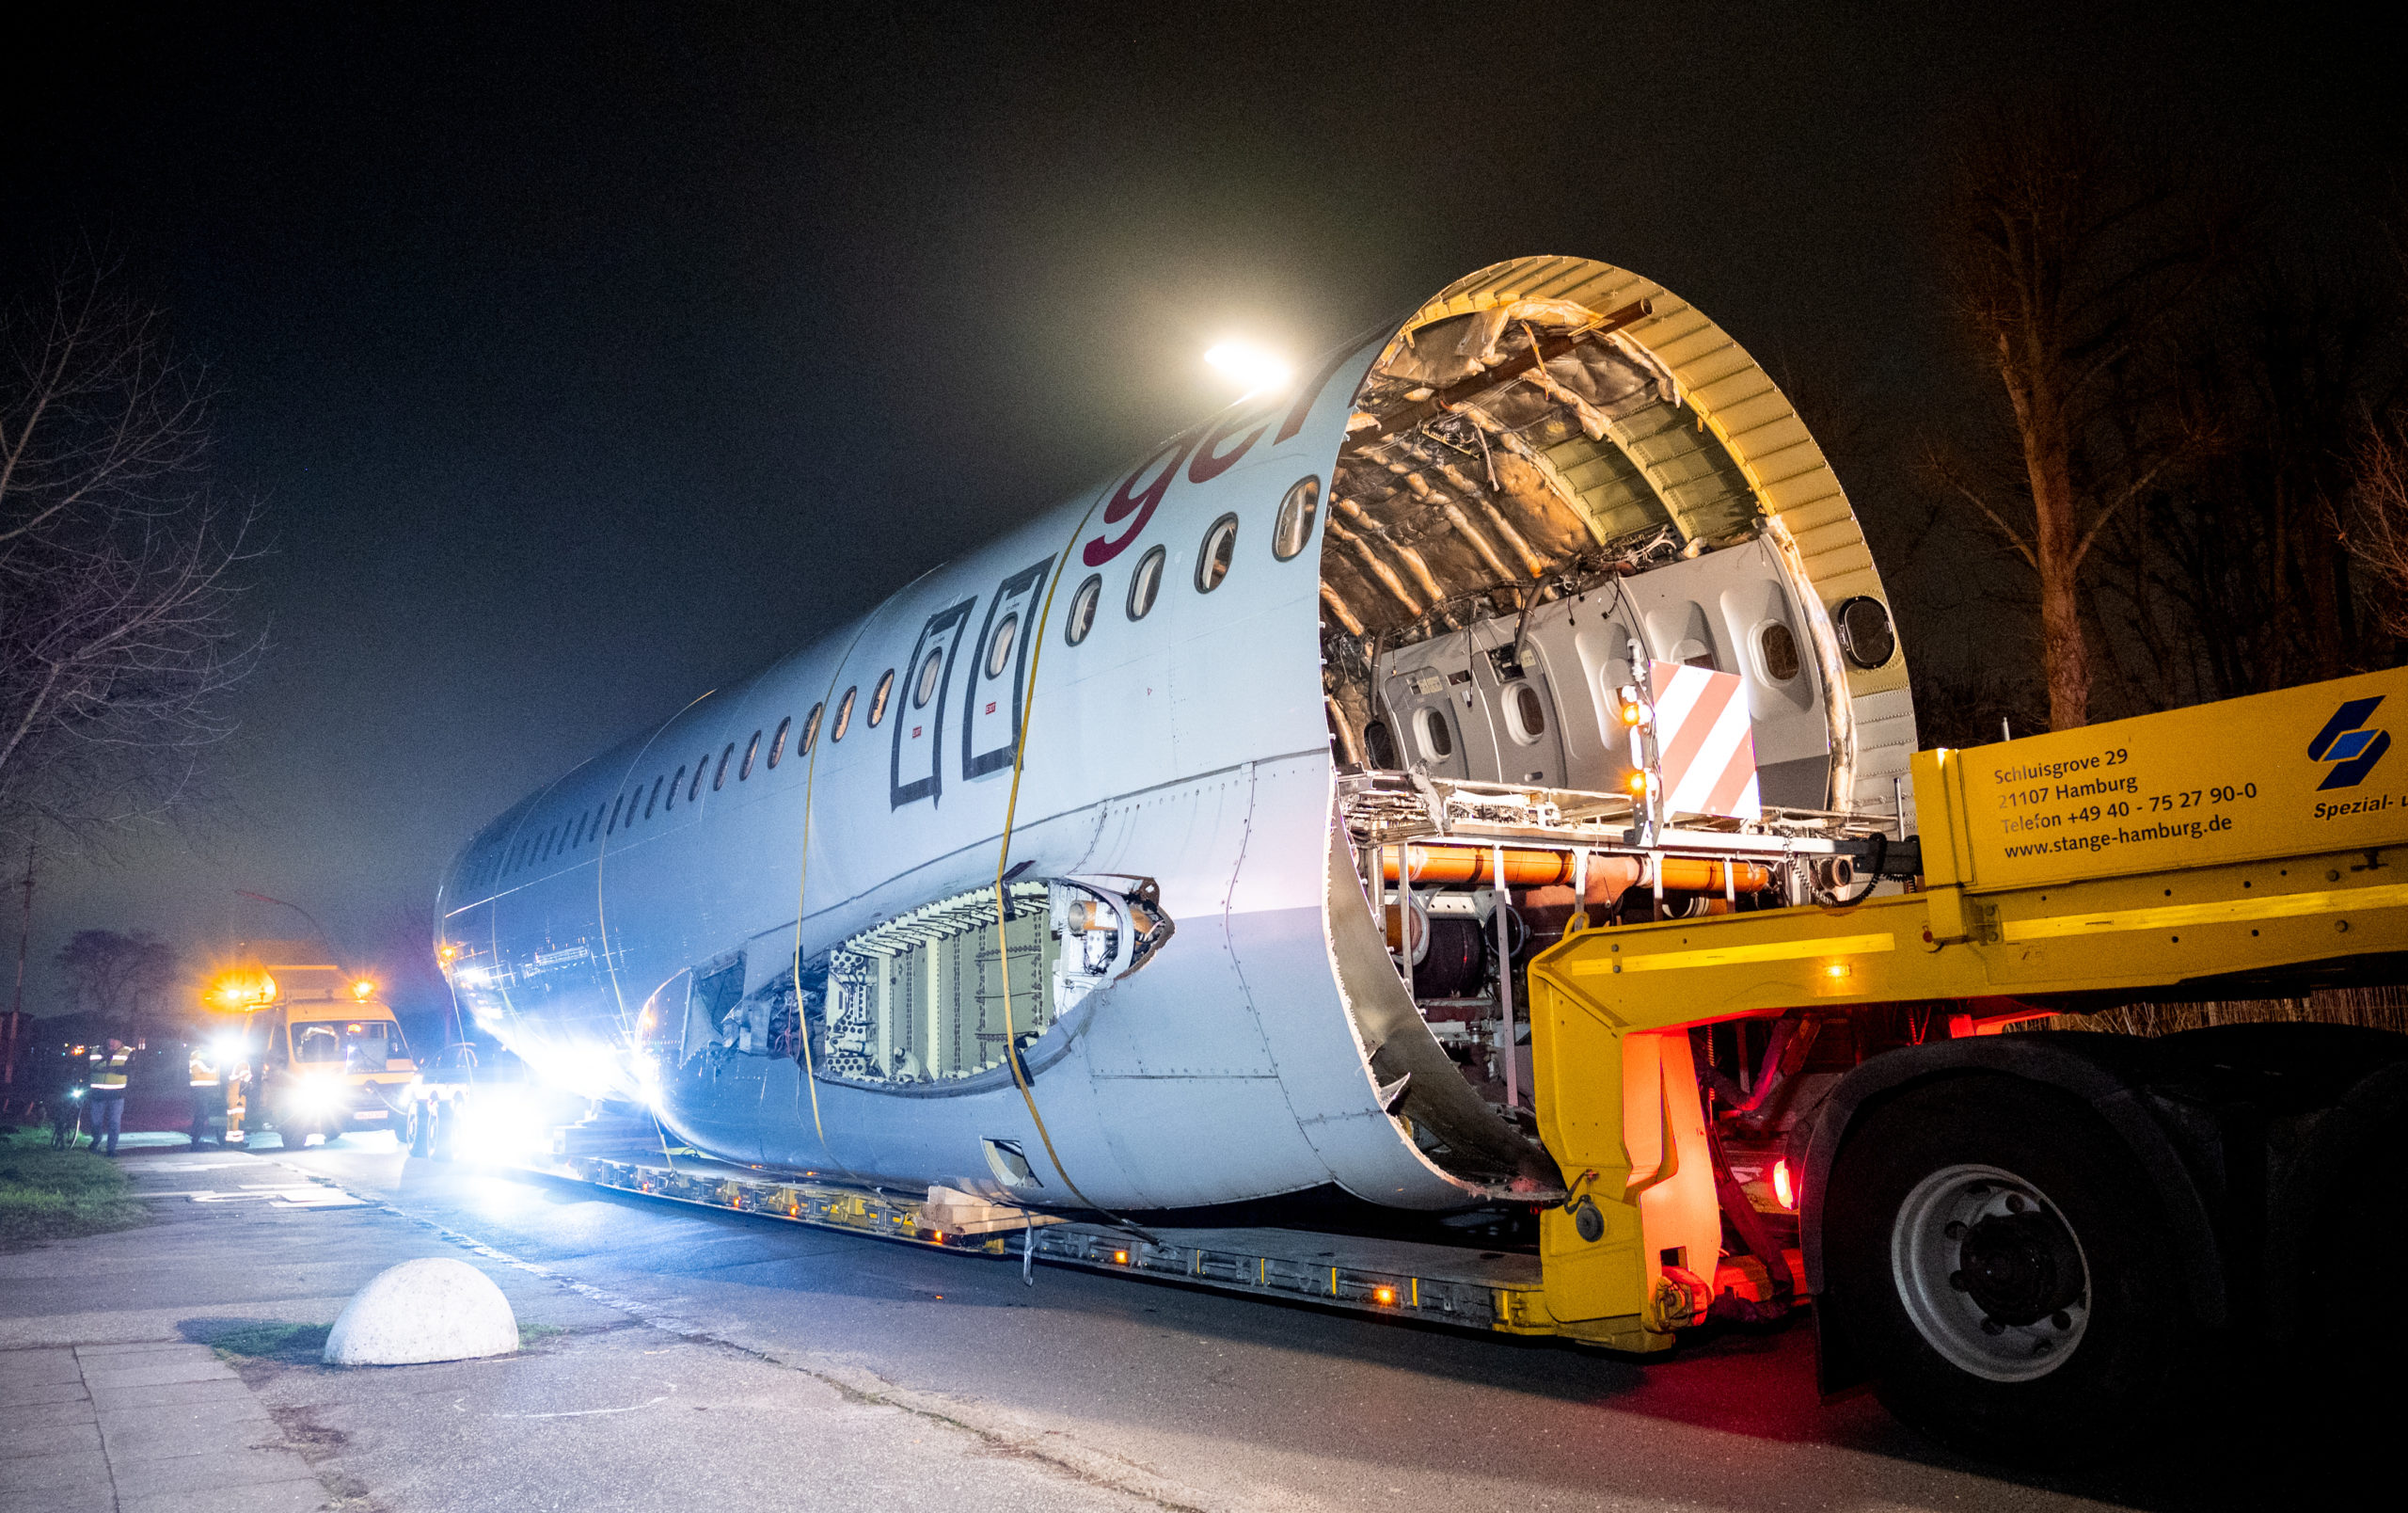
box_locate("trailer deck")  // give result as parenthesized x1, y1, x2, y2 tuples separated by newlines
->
(540, 1145, 1557, 1332)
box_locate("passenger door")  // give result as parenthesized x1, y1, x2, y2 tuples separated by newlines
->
(1381, 660, 1474, 781)
(963, 558, 1052, 781)
(892, 597, 975, 807)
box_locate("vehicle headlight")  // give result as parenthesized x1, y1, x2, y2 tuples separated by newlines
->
(292, 1077, 341, 1114)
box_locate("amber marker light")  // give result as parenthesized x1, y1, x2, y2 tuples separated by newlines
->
(1373, 1285, 1397, 1306)
(1772, 1158, 1798, 1211)
(436, 943, 459, 964)
(208, 970, 277, 1010)
(1823, 961, 1852, 980)
(1113, 1249, 1130, 1265)
(352, 979, 377, 1000)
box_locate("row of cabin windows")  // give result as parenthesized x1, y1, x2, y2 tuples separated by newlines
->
(477, 475, 1324, 889)
(1063, 473, 1318, 645)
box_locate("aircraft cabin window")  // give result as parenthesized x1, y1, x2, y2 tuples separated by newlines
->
(1416, 707, 1454, 760)
(1196, 514, 1238, 592)
(800, 703, 823, 754)
(1759, 621, 1801, 682)
(644, 776, 663, 819)
(1065, 574, 1101, 645)
(832, 687, 856, 741)
(1507, 682, 1547, 743)
(868, 670, 895, 727)
(689, 756, 707, 802)
(1126, 545, 1166, 620)
(609, 794, 625, 835)
(741, 730, 762, 778)
(770, 715, 792, 768)
(1834, 596, 1897, 670)
(714, 742, 735, 790)
(984, 613, 1019, 678)
(1272, 476, 1321, 561)
(913, 648, 943, 708)
(667, 767, 686, 809)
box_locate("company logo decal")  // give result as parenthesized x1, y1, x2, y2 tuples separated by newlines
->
(2308, 695, 2390, 790)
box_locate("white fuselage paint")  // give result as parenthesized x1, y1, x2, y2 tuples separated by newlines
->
(437, 338, 1492, 1211)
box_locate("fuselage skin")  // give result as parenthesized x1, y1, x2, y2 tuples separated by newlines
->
(437, 337, 1494, 1210)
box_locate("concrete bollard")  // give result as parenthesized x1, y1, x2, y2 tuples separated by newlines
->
(323, 1258, 518, 1365)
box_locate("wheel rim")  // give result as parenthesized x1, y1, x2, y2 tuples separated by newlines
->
(1891, 1162, 2091, 1383)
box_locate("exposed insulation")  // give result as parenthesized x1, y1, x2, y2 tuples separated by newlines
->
(1317, 254, 1919, 822)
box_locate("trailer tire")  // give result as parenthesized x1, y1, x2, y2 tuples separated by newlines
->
(1823, 1075, 2191, 1464)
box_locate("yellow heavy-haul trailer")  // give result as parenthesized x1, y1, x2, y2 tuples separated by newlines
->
(1527, 666, 2408, 1456)
(509, 669, 2408, 1462)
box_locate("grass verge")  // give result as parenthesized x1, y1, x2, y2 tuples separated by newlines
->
(0, 1129, 149, 1250)
(184, 1316, 552, 1367)
(189, 1319, 335, 1362)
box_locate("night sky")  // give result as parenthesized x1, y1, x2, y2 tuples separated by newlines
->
(8, 4, 2398, 1025)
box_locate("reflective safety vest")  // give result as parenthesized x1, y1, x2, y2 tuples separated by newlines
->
(89, 1048, 131, 1091)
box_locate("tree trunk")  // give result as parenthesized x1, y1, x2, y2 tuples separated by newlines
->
(2013, 364, 2092, 730)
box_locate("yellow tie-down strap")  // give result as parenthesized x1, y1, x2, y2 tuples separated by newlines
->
(1565, 932, 1898, 976)
(2002, 883, 2408, 942)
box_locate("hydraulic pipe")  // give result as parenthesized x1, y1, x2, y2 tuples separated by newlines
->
(1380, 846, 1770, 894)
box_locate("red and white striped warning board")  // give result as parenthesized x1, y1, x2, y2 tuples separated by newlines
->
(1650, 660, 1759, 820)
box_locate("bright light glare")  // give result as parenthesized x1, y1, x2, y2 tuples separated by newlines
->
(1772, 1157, 1798, 1211)
(352, 979, 377, 1000)
(209, 1038, 240, 1064)
(453, 1088, 554, 1165)
(1204, 342, 1292, 396)
(291, 1075, 343, 1115)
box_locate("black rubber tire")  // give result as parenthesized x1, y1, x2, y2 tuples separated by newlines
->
(1822, 1075, 2192, 1464)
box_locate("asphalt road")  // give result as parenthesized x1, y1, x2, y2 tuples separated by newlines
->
(205, 1133, 2359, 1513)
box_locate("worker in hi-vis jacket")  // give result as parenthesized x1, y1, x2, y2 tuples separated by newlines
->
(86, 1037, 132, 1155)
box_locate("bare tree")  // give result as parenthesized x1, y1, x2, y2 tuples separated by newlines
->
(0, 260, 261, 852)
(2092, 264, 2393, 709)
(55, 928, 179, 1028)
(2343, 408, 2408, 639)
(1933, 101, 2233, 729)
